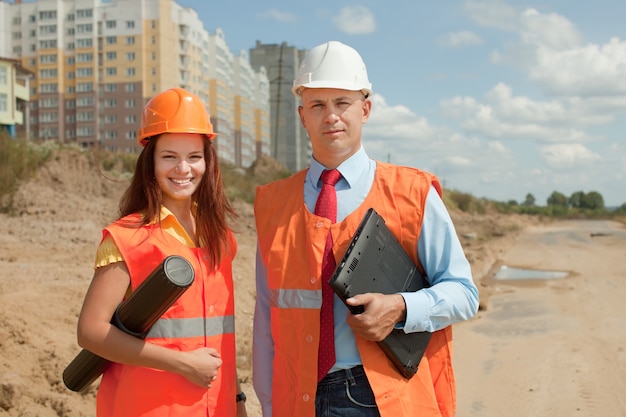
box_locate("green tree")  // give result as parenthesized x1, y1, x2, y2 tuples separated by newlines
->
(569, 191, 585, 208)
(522, 193, 536, 206)
(547, 191, 568, 207)
(582, 191, 605, 210)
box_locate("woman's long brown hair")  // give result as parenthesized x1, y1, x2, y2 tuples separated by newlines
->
(118, 136, 236, 269)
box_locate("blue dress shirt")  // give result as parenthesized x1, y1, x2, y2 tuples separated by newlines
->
(253, 146, 479, 415)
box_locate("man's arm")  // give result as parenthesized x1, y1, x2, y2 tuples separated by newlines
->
(401, 186, 479, 333)
(252, 245, 274, 416)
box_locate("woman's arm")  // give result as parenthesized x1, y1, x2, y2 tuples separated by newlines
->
(76, 262, 222, 387)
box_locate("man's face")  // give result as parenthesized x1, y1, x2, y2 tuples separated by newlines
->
(298, 88, 371, 167)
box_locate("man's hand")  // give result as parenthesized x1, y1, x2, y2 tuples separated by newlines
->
(345, 293, 406, 341)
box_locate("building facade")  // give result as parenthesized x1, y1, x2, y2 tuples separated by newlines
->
(0, 56, 33, 137)
(2, 0, 270, 168)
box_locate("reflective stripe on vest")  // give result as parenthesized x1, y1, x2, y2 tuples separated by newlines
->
(147, 315, 235, 339)
(271, 288, 321, 309)
(255, 162, 455, 417)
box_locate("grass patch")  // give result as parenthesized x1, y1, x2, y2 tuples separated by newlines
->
(0, 132, 53, 212)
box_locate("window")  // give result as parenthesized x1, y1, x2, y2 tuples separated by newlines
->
(126, 52, 135, 61)
(126, 21, 135, 29)
(39, 39, 58, 49)
(124, 99, 136, 108)
(76, 24, 93, 33)
(0, 68, 7, 85)
(106, 36, 117, 45)
(126, 68, 135, 76)
(39, 112, 59, 123)
(77, 67, 93, 77)
(77, 111, 94, 121)
(105, 51, 117, 60)
(40, 83, 59, 93)
(125, 84, 136, 92)
(76, 82, 94, 92)
(105, 114, 118, 123)
(77, 53, 94, 63)
(39, 25, 57, 35)
(39, 68, 58, 78)
(76, 9, 93, 19)
(106, 20, 117, 29)
(103, 84, 117, 92)
(0, 94, 7, 112)
(39, 10, 57, 20)
(76, 97, 94, 107)
(105, 67, 117, 76)
(77, 126, 94, 137)
(125, 115, 137, 124)
(76, 38, 93, 47)
(126, 36, 135, 45)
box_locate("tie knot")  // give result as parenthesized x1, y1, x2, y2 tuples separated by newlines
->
(320, 169, 342, 186)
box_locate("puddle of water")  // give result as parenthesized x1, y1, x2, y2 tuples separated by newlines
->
(494, 265, 569, 280)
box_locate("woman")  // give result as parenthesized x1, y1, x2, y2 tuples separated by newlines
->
(77, 88, 247, 417)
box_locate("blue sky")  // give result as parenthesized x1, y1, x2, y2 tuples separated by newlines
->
(184, 1, 625, 206)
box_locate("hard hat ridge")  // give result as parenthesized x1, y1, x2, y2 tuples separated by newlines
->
(292, 41, 373, 97)
(137, 88, 216, 146)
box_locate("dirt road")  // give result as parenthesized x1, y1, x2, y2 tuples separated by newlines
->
(453, 220, 626, 417)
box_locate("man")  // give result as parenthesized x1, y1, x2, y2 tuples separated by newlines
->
(253, 41, 479, 417)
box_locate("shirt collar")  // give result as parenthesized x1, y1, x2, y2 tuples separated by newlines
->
(309, 146, 370, 189)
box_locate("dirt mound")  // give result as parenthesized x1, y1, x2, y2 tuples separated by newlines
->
(0, 148, 532, 416)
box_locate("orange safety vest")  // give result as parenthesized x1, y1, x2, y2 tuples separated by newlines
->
(95, 214, 237, 417)
(255, 162, 455, 417)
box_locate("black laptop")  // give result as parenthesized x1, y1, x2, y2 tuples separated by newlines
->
(329, 208, 432, 379)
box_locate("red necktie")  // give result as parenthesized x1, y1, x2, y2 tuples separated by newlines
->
(314, 169, 342, 382)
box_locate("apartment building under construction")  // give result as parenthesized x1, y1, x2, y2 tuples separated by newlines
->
(0, 0, 271, 168)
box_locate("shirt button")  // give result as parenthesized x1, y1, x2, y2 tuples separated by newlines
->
(302, 393, 310, 402)
(305, 335, 313, 343)
(310, 277, 316, 284)
(208, 305, 214, 313)
(315, 221, 323, 228)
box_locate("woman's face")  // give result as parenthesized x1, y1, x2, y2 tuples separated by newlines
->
(153, 133, 206, 207)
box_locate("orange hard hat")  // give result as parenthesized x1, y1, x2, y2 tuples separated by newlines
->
(137, 88, 216, 146)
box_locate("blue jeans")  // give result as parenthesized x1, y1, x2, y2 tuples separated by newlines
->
(315, 366, 381, 417)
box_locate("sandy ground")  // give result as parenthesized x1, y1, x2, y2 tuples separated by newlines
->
(454, 220, 626, 416)
(1, 149, 623, 416)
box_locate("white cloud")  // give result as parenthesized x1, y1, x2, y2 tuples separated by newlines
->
(257, 9, 297, 23)
(539, 143, 601, 168)
(442, 83, 606, 142)
(519, 8, 583, 49)
(439, 31, 483, 48)
(475, 5, 626, 98)
(332, 6, 376, 35)
(465, 0, 519, 31)
(530, 38, 626, 97)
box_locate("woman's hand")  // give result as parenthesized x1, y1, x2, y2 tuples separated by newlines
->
(178, 347, 223, 388)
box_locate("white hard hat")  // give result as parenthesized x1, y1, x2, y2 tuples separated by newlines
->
(292, 41, 373, 97)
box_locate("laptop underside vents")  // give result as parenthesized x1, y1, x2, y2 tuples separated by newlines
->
(329, 208, 432, 378)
